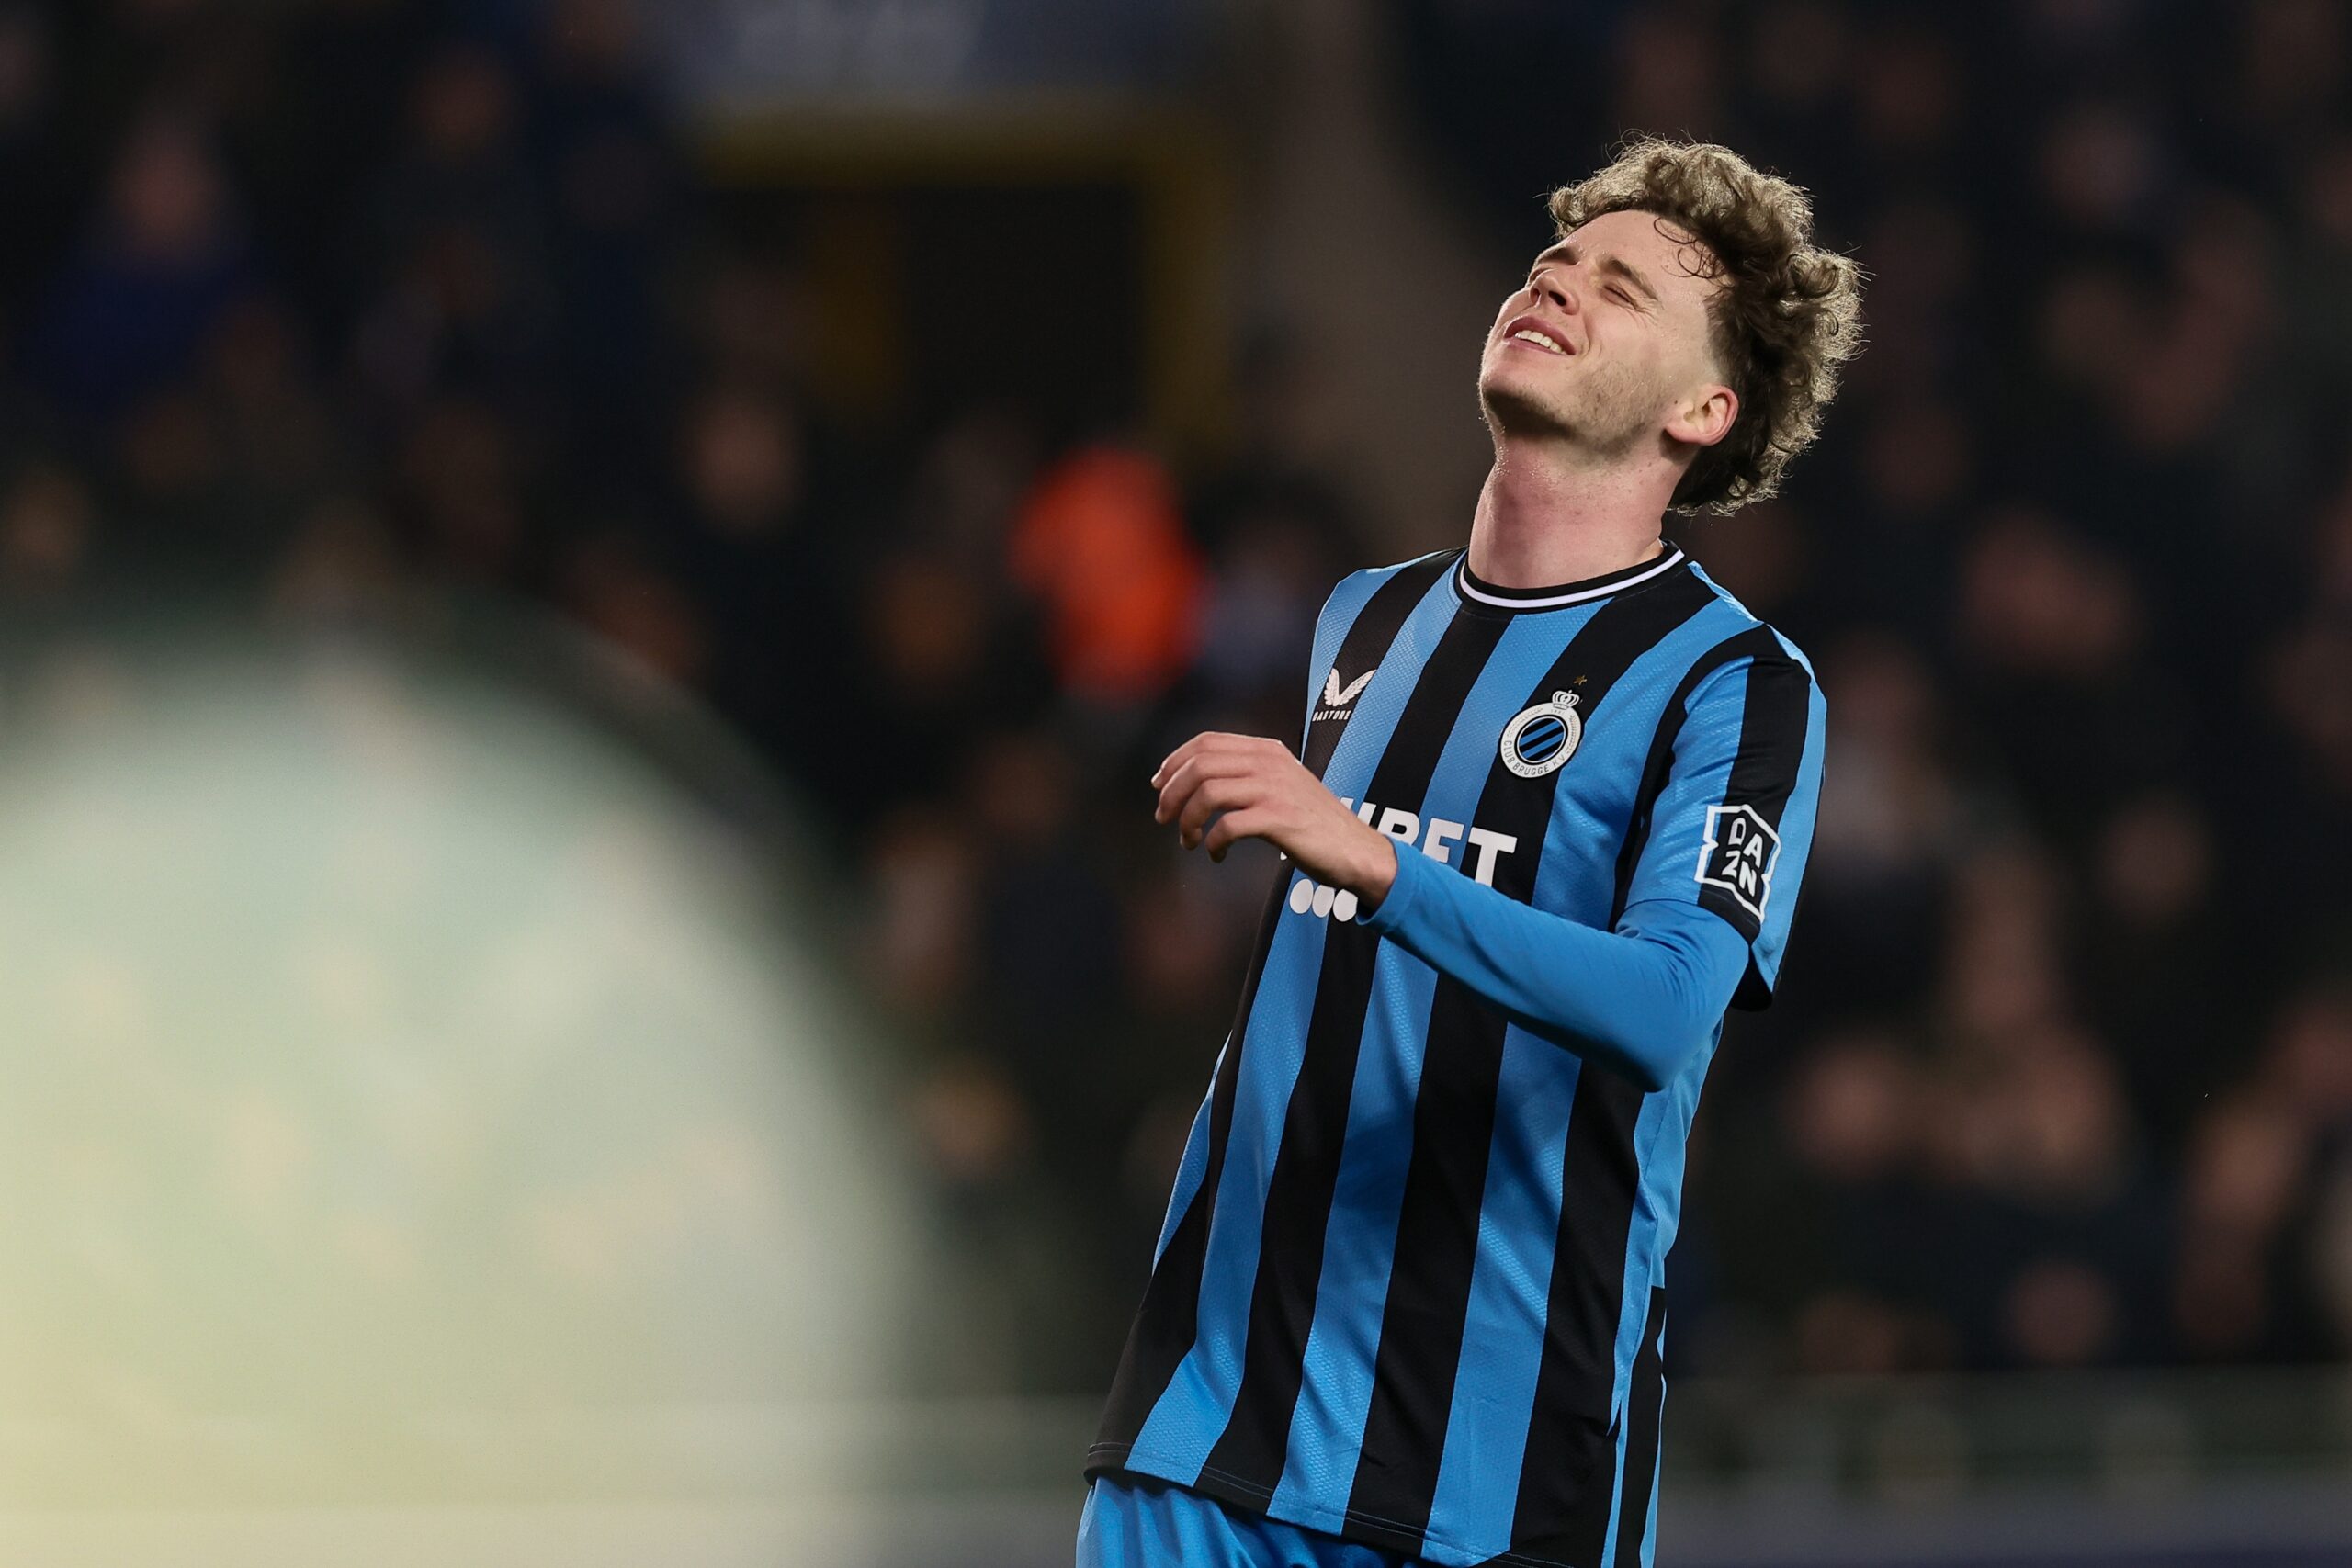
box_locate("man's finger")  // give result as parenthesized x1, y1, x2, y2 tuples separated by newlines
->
(1152, 730, 1261, 790)
(1154, 752, 1213, 823)
(1152, 730, 1240, 784)
(1155, 750, 1264, 825)
(1205, 807, 1266, 862)
(1151, 733, 1210, 792)
(1177, 774, 1257, 841)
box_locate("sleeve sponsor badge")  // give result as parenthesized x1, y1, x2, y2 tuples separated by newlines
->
(1694, 803, 1781, 920)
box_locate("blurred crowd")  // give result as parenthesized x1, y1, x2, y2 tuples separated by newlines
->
(3, 0, 2350, 1395)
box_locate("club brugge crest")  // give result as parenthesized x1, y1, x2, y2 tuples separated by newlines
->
(1499, 691, 1583, 778)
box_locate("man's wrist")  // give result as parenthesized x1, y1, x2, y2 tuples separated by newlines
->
(1344, 827, 1399, 913)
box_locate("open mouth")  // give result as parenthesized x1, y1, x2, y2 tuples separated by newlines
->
(1498, 314, 1576, 356)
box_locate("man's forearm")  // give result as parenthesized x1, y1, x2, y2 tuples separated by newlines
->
(1355, 843, 1747, 1091)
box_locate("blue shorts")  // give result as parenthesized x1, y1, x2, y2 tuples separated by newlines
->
(1077, 1472, 1428, 1568)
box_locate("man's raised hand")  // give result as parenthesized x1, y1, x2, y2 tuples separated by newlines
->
(1151, 731, 1397, 907)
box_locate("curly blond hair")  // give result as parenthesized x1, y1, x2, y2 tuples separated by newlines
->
(1549, 136, 1865, 514)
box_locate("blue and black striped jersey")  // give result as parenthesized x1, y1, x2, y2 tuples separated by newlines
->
(1089, 545, 1827, 1568)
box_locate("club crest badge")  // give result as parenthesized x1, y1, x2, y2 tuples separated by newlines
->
(1499, 691, 1583, 778)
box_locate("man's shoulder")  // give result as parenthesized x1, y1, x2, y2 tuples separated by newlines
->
(1329, 547, 1461, 600)
(1677, 561, 1817, 683)
(1310, 548, 1461, 640)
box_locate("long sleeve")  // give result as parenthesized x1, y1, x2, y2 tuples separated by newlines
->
(1612, 639, 1826, 1007)
(1361, 841, 1748, 1091)
(1356, 636, 1826, 1090)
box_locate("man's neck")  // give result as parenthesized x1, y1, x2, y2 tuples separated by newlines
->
(1466, 439, 1671, 588)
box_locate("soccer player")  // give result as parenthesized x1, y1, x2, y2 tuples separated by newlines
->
(1080, 139, 1864, 1568)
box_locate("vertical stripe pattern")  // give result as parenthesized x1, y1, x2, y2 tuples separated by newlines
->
(1347, 574, 1715, 1542)
(1203, 607, 1508, 1495)
(1611, 1289, 1668, 1568)
(1693, 648, 1815, 942)
(1094, 554, 1450, 1457)
(1091, 552, 1829, 1568)
(1507, 1043, 1648, 1560)
(1607, 628, 1781, 926)
(1269, 609, 1587, 1525)
(1124, 560, 1461, 1476)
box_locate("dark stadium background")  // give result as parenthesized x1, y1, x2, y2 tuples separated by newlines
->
(1, 0, 2346, 1563)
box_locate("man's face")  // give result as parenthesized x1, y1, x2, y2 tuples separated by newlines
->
(1477, 208, 1729, 457)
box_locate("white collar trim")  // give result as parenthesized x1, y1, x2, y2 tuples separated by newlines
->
(1454, 547, 1687, 610)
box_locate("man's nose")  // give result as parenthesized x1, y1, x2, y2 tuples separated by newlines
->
(1532, 267, 1580, 314)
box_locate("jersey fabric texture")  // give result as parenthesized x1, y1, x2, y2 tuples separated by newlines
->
(1080, 1472, 1430, 1568)
(1088, 546, 1827, 1568)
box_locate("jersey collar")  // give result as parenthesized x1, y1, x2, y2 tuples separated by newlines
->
(1453, 545, 1688, 612)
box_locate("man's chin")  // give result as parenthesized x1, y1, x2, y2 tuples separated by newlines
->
(1476, 377, 1571, 440)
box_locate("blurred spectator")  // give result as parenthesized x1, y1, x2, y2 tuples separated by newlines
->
(1797, 631, 1959, 1016)
(28, 112, 257, 425)
(2083, 792, 2232, 1142)
(1008, 444, 1205, 711)
(353, 40, 545, 415)
(537, 0, 678, 484)
(266, 495, 404, 629)
(0, 461, 93, 604)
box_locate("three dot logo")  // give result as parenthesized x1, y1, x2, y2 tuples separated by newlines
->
(1499, 691, 1583, 778)
(1289, 876, 1360, 922)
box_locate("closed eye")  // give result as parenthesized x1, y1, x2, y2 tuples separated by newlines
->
(1526, 270, 1641, 310)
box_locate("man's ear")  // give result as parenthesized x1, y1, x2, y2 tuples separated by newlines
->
(1667, 384, 1738, 449)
